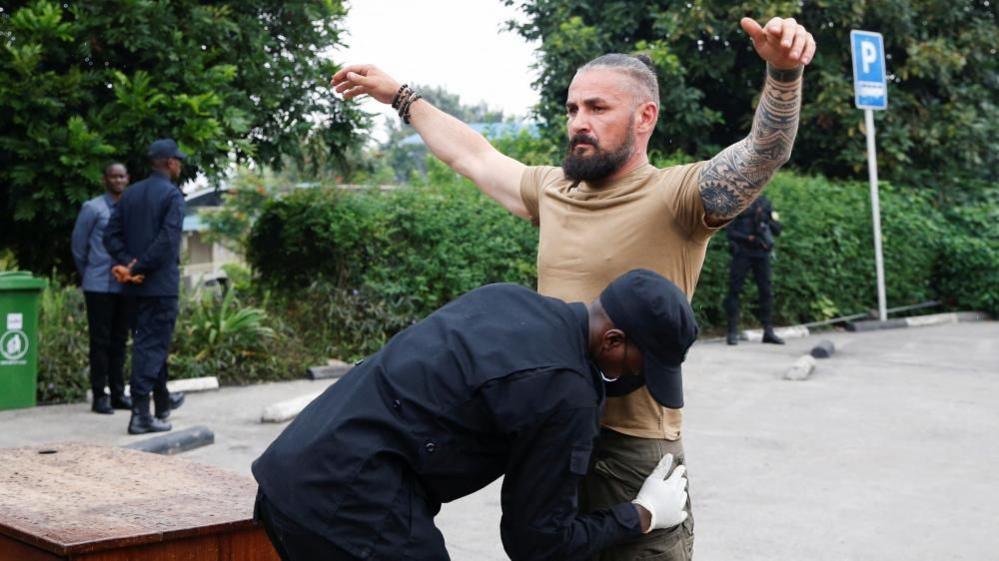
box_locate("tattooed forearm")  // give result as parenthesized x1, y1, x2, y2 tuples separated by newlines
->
(699, 64, 802, 225)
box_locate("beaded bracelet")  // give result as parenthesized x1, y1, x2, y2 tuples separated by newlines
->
(401, 93, 422, 125)
(391, 84, 410, 110)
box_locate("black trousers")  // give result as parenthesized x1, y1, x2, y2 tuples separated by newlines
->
(129, 296, 178, 401)
(254, 490, 360, 561)
(83, 292, 130, 399)
(724, 251, 774, 330)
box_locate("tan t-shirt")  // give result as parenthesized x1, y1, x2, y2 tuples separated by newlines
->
(520, 161, 719, 440)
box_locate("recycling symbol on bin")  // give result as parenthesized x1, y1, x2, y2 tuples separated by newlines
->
(0, 330, 28, 361)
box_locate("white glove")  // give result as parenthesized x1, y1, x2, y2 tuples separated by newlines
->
(631, 453, 688, 532)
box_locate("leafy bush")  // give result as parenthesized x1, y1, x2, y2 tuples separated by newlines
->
(933, 194, 999, 315)
(36, 282, 317, 404)
(37, 280, 90, 404)
(250, 165, 994, 350)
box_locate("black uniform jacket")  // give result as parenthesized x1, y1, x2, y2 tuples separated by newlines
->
(726, 195, 782, 257)
(103, 170, 184, 297)
(252, 284, 641, 560)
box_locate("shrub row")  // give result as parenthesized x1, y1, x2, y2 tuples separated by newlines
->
(249, 164, 996, 354)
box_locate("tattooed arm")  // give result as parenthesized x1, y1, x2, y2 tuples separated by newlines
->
(699, 17, 815, 227)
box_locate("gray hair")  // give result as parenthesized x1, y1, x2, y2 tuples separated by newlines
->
(577, 53, 659, 105)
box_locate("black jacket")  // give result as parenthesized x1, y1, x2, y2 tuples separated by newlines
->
(252, 284, 640, 560)
(726, 196, 782, 257)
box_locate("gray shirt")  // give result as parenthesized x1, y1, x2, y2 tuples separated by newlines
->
(71, 193, 122, 294)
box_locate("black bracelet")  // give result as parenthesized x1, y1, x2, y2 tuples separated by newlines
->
(767, 64, 803, 83)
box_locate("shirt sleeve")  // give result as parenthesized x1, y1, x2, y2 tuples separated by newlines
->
(660, 160, 728, 240)
(132, 189, 184, 275)
(494, 391, 641, 561)
(519, 166, 561, 227)
(71, 203, 96, 277)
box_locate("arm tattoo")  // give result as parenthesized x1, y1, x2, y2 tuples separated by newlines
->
(699, 64, 802, 224)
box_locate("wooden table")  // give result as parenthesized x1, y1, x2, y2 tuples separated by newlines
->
(0, 443, 279, 560)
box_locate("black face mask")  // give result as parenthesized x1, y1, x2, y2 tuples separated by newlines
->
(597, 337, 646, 397)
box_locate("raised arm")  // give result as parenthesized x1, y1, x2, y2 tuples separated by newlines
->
(699, 17, 815, 227)
(331, 65, 529, 218)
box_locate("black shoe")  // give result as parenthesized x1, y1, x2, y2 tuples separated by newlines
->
(128, 395, 172, 434)
(155, 392, 185, 421)
(91, 395, 114, 415)
(128, 410, 172, 434)
(726, 332, 739, 346)
(110, 395, 133, 410)
(762, 330, 786, 345)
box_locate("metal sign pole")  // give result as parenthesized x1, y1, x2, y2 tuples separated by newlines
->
(864, 108, 888, 321)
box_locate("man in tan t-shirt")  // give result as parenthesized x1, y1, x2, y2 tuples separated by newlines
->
(333, 15, 815, 561)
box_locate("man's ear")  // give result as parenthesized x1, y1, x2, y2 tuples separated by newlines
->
(601, 328, 627, 350)
(635, 101, 659, 135)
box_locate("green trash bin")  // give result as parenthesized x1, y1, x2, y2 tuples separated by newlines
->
(0, 271, 48, 410)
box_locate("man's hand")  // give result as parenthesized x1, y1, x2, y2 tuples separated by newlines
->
(111, 265, 130, 284)
(111, 259, 144, 284)
(741, 17, 816, 69)
(632, 453, 688, 533)
(331, 64, 401, 105)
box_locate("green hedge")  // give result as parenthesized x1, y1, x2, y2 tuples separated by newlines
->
(249, 165, 996, 353)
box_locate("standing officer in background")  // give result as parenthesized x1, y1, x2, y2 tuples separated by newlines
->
(333, 14, 814, 560)
(71, 162, 134, 414)
(724, 195, 784, 345)
(104, 138, 187, 434)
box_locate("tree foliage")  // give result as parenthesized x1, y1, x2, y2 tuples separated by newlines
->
(504, 0, 997, 196)
(0, 0, 366, 272)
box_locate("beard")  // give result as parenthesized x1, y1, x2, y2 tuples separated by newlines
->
(562, 124, 635, 183)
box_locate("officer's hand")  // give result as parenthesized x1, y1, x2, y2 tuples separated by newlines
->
(112, 265, 130, 284)
(748, 235, 755, 242)
(331, 64, 401, 105)
(130, 274, 145, 285)
(631, 453, 688, 533)
(741, 17, 816, 69)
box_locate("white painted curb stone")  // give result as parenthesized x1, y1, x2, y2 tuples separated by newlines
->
(261, 391, 323, 423)
(88, 376, 220, 401)
(744, 325, 810, 342)
(784, 355, 816, 381)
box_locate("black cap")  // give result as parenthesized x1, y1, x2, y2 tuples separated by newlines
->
(147, 138, 186, 160)
(599, 269, 699, 409)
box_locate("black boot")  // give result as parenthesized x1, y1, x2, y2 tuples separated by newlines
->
(762, 328, 785, 345)
(92, 395, 114, 415)
(726, 331, 739, 346)
(128, 395, 172, 434)
(154, 391, 185, 421)
(110, 394, 132, 410)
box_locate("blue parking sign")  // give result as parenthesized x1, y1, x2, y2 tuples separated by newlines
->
(851, 30, 888, 110)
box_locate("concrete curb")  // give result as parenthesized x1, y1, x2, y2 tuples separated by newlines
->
(784, 355, 816, 381)
(261, 391, 323, 423)
(88, 376, 220, 402)
(124, 425, 214, 455)
(744, 325, 810, 342)
(810, 340, 836, 359)
(307, 364, 352, 380)
(847, 311, 988, 332)
(167, 376, 220, 393)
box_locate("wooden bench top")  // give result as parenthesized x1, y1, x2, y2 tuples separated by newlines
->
(0, 442, 259, 556)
